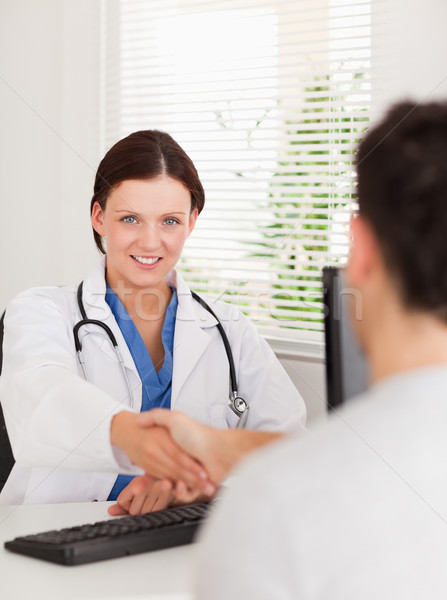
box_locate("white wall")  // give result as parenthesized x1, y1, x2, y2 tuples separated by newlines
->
(278, 353, 327, 426)
(0, 0, 102, 310)
(371, 0, 447, 120)
(1, 0, 447, 426)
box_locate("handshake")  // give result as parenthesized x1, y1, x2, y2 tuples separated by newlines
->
(109, 409, 280, 517)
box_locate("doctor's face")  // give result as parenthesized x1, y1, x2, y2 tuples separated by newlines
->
(91, 176, 198, 293)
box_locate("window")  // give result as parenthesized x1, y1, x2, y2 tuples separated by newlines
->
(103, 0, 371, 351)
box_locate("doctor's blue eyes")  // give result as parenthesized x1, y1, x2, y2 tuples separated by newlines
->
(121, 216, 138, 224)
(119, 216, 180, 226)
(164, 218, 180, 226)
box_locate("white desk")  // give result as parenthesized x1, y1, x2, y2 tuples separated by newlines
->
(0, 502, 196, 600)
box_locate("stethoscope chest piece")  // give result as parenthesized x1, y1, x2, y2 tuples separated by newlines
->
(230, 392, 249, 428)
(232, 396, 247, 414)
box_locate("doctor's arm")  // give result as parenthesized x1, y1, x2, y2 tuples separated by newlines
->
(0, 291, 212, 491)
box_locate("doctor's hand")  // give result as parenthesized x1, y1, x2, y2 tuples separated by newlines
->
(108, 475, 172, 516)
(110, 410, 215, 495)
(107, 475, 214, 516)
(137, 409, 283, 487)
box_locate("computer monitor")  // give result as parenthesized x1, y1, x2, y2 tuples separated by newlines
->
(323, 266, 369, 410)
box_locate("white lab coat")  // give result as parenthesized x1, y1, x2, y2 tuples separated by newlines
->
(0, 258, 306, 504)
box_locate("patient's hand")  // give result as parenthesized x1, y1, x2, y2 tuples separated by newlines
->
(137, 409, 282, 488)
(110, 410, 212, 493)
(108, 475, 213, 516)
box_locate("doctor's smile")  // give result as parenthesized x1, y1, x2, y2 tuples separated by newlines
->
(132, 256, 161, 266)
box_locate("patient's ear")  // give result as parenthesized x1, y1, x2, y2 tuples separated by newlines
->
(346, 215, 379, 287)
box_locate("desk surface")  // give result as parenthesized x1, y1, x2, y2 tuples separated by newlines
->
(0, 502, 196, 600)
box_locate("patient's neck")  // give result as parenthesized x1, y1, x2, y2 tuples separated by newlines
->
(365, 305, 447, 385)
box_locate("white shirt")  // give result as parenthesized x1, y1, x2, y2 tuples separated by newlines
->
(196, 364, 447, 599)
(0, 258, 306, 504)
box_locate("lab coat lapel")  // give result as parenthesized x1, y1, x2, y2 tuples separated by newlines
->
(169, 271, 217, 407)
(79, 258, 137, 372)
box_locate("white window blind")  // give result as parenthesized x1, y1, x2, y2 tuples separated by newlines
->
(103, 0, 371, 347)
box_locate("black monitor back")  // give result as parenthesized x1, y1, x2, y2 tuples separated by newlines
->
(323, 266, 369, 410)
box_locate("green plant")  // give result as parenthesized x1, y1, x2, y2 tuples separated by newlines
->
(256, 72, 369, 330)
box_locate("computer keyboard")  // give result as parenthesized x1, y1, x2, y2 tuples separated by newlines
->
(4, 502, 212, 566)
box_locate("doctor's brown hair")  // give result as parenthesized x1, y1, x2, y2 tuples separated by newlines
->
(90, 130, 205, 254)
(357, 101, 447, 320)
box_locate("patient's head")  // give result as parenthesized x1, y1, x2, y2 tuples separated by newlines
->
(356, 101, 447, 321)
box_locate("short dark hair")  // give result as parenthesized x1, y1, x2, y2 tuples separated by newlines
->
(90, 130, 205, 253)
(357, 101, 447, 320)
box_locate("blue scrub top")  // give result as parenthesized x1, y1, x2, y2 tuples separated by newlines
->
(105, 283, 178, 500)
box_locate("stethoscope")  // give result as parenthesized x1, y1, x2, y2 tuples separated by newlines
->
(73, 282, 249, 429)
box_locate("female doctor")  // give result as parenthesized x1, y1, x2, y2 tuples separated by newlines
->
(0, 130, 306, 510)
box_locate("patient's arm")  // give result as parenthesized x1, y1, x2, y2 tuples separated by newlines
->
(137, 409, 283, 486)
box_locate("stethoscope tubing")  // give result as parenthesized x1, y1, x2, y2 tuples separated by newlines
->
(74, 283, 134, 405)
(190, 291, 237, 395)
(74, 282, 249, 427)
(190, 291, 249, 428)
